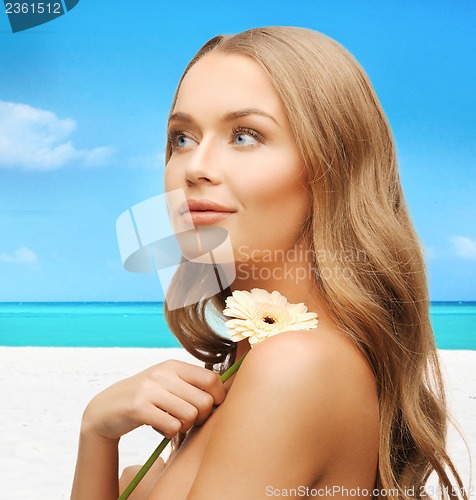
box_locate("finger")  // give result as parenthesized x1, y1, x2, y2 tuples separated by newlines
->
(142, 405, 183, 439)
(176, 364, 226, 406)
(155, 392, 201, 432)
(143, 394, 200, 436)
(151, 388, 215, 432)
(165, 383, 216, 426)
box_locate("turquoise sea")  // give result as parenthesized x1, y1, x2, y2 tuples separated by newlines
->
(0, 302, 475, 350)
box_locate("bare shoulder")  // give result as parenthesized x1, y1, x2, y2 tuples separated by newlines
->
(238, 325, 378, 413)
(184, 326, 379, 499)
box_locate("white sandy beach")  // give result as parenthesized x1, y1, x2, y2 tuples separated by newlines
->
(0, 347, 474, 499)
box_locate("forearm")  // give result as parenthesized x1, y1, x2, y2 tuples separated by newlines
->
(71, 427, 120, 500)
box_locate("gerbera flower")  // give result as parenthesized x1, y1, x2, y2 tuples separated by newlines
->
(223, 288, 318, 346)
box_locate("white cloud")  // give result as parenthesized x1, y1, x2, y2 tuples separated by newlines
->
(0, 101, 114, 171)
(0, 246, 38, 264)
(450, 236, 476, 260)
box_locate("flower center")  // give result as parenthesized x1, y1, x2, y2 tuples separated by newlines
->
(262, 314, 277, 324)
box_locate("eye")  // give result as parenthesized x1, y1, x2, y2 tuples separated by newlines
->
(232, 127, 263, 147)
(234, 133, 258, 146)
(167, 130, 196, 150)
(177, 135, 195, 148)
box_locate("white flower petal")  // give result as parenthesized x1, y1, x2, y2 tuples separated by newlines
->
(286, 302, 308, 316)
(230, 332, 248, 342)
(269, 290, 288, 308)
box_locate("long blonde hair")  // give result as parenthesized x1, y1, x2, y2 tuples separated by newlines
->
(164, 27, 469, 499)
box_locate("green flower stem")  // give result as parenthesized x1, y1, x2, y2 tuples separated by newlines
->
(118, 352, 248, 500)
(219, 352, 247, 382)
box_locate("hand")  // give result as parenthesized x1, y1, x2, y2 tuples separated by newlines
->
(81, 360, 226, 441)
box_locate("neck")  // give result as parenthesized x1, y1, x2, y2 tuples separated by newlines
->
(231, 240, 318, 305)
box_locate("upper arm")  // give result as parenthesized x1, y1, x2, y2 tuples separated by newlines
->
(186, 329, 378, 500)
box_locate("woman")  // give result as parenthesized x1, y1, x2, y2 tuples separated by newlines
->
(71, 27, 468, 499)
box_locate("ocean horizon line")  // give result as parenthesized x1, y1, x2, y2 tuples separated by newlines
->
(1, 301, 474, 349)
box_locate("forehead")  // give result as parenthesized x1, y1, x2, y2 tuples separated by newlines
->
(173, 52, 284, 117)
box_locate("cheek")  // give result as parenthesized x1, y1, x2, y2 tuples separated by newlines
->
(241, 159, 309, 214)
(234, 159, 310, 248)
(164, 163, 179, 191)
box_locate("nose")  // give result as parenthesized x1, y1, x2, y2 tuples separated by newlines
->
(184, 138, 223, 186)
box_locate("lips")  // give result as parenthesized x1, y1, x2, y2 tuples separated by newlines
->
(179, 199, 236, 226)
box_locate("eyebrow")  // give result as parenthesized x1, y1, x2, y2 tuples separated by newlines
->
(168, 108, 279, 126)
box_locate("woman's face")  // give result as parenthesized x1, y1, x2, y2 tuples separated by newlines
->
(165, 52, 311, 262)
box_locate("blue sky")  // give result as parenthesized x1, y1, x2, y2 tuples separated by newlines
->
(0, 0, 475, 301)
